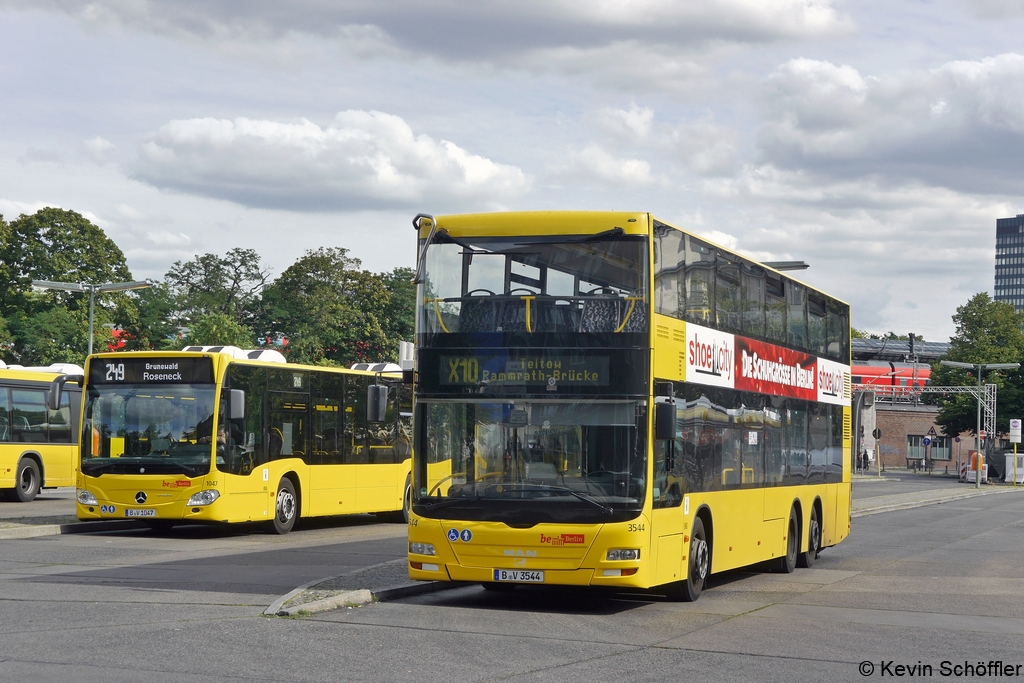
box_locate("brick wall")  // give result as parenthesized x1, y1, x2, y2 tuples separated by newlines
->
(868, 404, 973, 473)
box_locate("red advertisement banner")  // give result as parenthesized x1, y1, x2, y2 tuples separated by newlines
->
(735, 336, 817, 401)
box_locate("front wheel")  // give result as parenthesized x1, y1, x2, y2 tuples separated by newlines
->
(667, 516, 710, 602)
(273, 478, 298, 535)
(798, 506, 820, 569)
(14, 458, 41, 502)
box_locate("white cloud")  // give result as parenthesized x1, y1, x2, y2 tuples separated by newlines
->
(965, 0, 1024, 19)
(82, 136, 116, 162)
(0, 198, 54, 219)
(595, 104, 741, 176)
(4, 0, 853, 67)
(757, 54, 1024, 193)
(131, 110, 531, 211)
(547, 144, 667, 188)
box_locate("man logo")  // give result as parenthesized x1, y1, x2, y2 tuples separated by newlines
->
(503, 549, 537, 557)
(135, 491, 147, 504)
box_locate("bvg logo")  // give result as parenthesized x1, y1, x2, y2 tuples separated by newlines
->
(540, 533, 585, 546)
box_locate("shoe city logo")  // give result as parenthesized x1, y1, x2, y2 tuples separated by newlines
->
(689, 331, 733, 381)
(540, 533, 585, 546)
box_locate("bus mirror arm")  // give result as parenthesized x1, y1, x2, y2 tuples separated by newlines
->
(654, 400, 675, 441)
(48, 374, 84, 411)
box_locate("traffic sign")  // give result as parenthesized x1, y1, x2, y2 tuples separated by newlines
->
(1011, 419, 1022, 444)
(927, 426, 937, 437)
(872, 428, 882, 439)
(980, 430, 987, 439)
(922, 437, 931, 447)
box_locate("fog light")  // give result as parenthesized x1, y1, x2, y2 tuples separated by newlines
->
(186, 489, 220, 506)
(77, 489, 97, 506)
(606, 549, 640, 561)
(422, 563, 439, 572)
(409, 542, 436, 556)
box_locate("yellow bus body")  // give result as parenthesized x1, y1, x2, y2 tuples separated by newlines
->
(1, 366, 81, 500)
(75, 350, 410, 527)
(408, 211, 852, 593)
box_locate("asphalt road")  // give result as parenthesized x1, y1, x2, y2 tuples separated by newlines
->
(1, 479, 1023, 682)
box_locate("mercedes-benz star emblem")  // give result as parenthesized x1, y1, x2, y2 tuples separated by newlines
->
(135, 492, 147, 504)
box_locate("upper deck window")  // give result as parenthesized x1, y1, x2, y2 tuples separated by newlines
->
(419, 232, 648, 336)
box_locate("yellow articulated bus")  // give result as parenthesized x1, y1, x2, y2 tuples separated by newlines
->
(407, 211, 851, 600)
(0, 362, 83, 502)
(49, 347, 411, 533)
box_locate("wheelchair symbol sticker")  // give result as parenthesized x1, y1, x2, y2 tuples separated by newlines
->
(460, 529, 472, 542)
(447, 528, 459, 542)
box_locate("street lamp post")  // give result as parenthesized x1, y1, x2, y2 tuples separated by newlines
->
(31, 279, 153, 356)
(940, 360, 1020, 488)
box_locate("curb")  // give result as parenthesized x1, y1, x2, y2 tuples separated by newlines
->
(0, 519, 147, 540)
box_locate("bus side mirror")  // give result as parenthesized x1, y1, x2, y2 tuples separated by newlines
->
(229, 389, 245, 420)
(367, 384, 388, 423)
(48, 374, 84, 411)
(655, 401, 675, 441)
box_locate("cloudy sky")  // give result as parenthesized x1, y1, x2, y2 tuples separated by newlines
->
(2, 0, 1023, 341)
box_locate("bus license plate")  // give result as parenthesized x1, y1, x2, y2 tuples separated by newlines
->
(125, 509, 156, 517)
(493, 570, 544, 583)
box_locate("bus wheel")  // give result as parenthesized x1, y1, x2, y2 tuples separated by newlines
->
(273, 478, 298, 534)
(778, 508, 799, 573)
(668, 516, 710, 602)
(14, 458, 41, 502)
(798, 506, 820, 569)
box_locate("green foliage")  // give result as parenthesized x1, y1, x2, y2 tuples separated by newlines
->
(115, 283, 179, 351)
(181, 311, 254, 348)
(379, 266, 416, 347)
(165, 248, 269, 329)
(0, 208, 134, 365)
(931, 293, 1024, 437)
(260, 248, 392, 366)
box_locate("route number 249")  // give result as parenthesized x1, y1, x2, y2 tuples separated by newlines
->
(105, 363, 125, 381)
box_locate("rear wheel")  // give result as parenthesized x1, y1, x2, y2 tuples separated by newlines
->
(798, 506, 820, 569)
(14, 458, 41, 502)
(273, 478, 298, 534)
(667, 516, 710, 602)
(777, 508, 799, 573)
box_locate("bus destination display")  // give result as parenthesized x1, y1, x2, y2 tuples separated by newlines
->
(440, 354, 609, 387)
(89, 357, 215, 385)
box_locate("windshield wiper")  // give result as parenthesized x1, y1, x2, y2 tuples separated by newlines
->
(497, 484, 614, 516)
(421, 495, 479, 512)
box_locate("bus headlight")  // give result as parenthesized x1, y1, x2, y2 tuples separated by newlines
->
(409, 542, 436, 556)
(77, 489, 97, 506)
(606, 549, 640, 561)
(186, 490, 220, 506)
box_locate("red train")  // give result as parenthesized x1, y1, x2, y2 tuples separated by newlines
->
(852, 362, 930, 397)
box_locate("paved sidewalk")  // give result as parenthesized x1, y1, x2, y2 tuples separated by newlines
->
(853, 481, 1024, 516)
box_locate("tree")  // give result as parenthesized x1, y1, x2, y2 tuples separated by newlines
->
(181, 311, 254, 348)
(114, 283, 179, 351)
(165, 248, 269, 329)
(259, 248, 391, 366)
(379, 267, 416, 347)
(930, 293, 1024, 438)
(0, 208, 134, 365)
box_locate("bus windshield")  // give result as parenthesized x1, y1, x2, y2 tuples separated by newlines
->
(414, 399, 646, 524)
(81, 384, 217, 478)
(420, 233, 648, 335)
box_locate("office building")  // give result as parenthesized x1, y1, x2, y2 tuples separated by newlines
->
(995, 214, 1024, 311)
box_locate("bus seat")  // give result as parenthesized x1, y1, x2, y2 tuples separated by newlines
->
(269, 429, 283, 457)
(459, 297, 499, 332)
(620, 298, 647, 332)
(579, 296, 619, 332)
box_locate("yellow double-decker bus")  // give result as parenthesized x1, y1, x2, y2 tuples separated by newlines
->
(50, 347, 411, 533)
(407, 212, 851, 600)
(1, 362, 83, 502)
